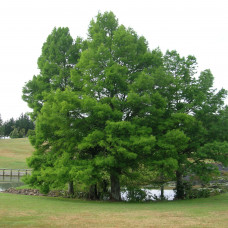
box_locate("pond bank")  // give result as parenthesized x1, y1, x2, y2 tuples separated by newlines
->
(2, 187, 175, 200)
(2, 188, 66, 197)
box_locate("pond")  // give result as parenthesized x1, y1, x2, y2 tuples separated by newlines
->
(0, 182, 24, 191)
(0, 181, 175, 200)
(0, 174, 175, 200)
(0, 176, 25, 192)
(121, 189, 175, 201)
(0, 175, 22, 183)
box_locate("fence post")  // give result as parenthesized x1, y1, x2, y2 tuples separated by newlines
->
(0, 168, 32, 182)
(18, 169, 20, 182)
(10, 169, 12, 181)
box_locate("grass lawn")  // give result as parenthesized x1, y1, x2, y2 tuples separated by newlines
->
(0, 138, 33, 169)
(0, 192, 228, 227)
(0, 138, 228, 227)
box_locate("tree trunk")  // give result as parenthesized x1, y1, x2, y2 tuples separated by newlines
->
(175, 170, 185, 199)
(102, 179, 108, 194)
(88, 184, 99, 200)
(160, 173, 165, 200)
(68, 181, 74, 195)
(110, 173, 121, 201)
(160, 184, 164, 200)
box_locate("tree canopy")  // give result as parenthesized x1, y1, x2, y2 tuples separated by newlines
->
(22, 27, 86, 119)
(23, 11, 228, 201)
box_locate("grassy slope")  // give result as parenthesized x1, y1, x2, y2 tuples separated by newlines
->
(0, 138, 33, 169)
(0, 192, 228, 227)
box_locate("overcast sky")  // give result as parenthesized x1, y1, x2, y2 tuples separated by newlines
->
(0, 0, 228, 121)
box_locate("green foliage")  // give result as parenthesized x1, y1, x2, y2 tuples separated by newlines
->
(124, 187, 148, 202)
(151, 49, 228, 199)
(10, 128, 25, 138)
(22, 27, 85, 119)
(178, 182, 211, 199)
(22, 11, 228, 201)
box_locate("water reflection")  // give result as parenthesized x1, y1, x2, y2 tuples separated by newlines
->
(0, 175, 24, 191)
(0, 182, 24, 191)
(121, 189, 175, 201)
(0, 178, 175, 200)
(0, 176, 22, 182)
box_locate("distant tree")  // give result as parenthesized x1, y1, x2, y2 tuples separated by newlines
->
(10, 127, 25, 138)
(3, 118, 15, 137)
(9, 128, 19, 138)
(1, 114, 34, 138)
(15, 113, 34, 136)
(0, 114, 3, 137)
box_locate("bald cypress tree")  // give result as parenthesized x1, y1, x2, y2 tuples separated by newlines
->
(23, 12, 228, 201)
(24, 12, 164, 200)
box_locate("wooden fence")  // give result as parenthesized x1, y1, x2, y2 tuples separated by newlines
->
(0, 168, 32, 182)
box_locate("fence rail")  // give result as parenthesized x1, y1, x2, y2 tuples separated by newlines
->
(0, 169, 32, 182)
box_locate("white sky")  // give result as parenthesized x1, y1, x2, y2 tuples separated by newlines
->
(0, 0, 228, 121)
